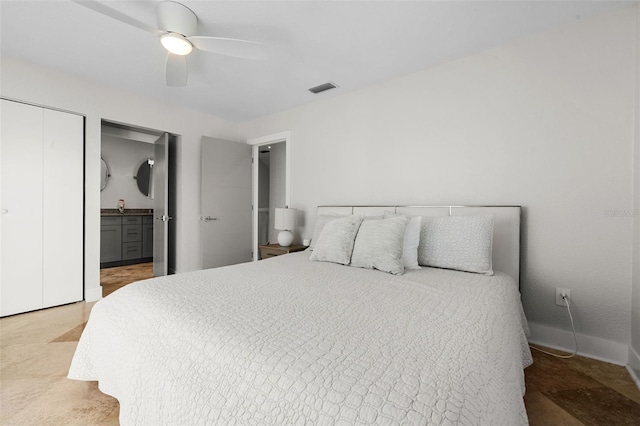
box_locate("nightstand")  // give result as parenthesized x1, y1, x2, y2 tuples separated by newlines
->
(258, 244, 307, 260)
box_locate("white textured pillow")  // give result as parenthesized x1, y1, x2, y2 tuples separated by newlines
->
(418, 216, 494, 275)
(350, 215, 409, 275)
(309, 214, 347, 251)
(384, 212, 421, 270)
(309, 215, 364, 265)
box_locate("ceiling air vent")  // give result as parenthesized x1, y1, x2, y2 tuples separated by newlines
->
(309, 82, 338, 94)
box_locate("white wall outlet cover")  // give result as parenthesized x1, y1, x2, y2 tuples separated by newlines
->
(555, 287, 571, 307)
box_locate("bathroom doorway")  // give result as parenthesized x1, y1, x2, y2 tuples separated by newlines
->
(248, 131, 291, 261)
(99, 121, 177, 294)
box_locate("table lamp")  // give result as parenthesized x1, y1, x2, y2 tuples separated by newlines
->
(274, 207, 297, 246)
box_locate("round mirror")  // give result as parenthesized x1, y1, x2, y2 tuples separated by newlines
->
(135, 158, 154, 198)
(100, 158, 110, 191)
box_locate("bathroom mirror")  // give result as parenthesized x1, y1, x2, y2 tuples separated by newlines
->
(100, 158, 110, 191)
(135, 158, 154, 198)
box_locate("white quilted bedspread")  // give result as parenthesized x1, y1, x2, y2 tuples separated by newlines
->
(69, 252, 532, 425)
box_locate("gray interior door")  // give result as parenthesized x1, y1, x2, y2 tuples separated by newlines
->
(153, 133, 169, 276)
(201, 137, 252, 269)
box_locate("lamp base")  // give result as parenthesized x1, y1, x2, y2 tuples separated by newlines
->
(277, 230, 293, 247)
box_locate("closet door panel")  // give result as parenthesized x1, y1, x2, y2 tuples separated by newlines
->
(0, 100, 44, 316)
(42, 109, 84, 308)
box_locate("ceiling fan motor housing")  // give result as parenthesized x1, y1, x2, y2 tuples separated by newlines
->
(157, 1, 197, 36)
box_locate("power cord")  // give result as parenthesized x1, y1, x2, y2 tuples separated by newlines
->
(530, 292, 578, 359)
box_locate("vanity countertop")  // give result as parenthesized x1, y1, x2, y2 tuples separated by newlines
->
(101, 208, 153, 216)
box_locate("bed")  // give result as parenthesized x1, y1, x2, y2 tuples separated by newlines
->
(69, 205, 532, 425)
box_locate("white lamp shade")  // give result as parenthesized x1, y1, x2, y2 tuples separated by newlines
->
(274, 208, 297, 230)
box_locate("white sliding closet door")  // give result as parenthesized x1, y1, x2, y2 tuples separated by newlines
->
(0, 99, 84, 316)
(0, 100, 44, 315)
(42, 108, 83, 308)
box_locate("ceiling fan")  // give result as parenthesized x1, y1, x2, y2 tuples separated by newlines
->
(73, 0, 267, 86)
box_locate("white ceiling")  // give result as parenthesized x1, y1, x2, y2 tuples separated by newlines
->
(1, 1, 636, 122)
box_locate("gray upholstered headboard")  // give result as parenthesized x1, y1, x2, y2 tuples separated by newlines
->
(317, 205, 521, 287)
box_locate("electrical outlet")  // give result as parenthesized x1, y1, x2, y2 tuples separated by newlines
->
(555, 288, 570, 307)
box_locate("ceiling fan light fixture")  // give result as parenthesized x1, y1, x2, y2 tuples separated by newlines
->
(161, 33, 193, 55)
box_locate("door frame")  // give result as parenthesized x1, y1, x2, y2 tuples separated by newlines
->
(247, 131, 291, 261)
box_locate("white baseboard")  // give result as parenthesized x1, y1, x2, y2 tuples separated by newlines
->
(85, 286, 103, 302)
(527, 321, 628, 366)
(628, 346, 640, 388)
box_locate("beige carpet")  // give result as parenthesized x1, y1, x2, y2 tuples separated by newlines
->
(1, 302, 119, 425)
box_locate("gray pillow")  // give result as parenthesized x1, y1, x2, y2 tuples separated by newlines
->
(418, 216, 494, 275)
(309, 215, 364, 265)
(309, 214, 347, 251)
(350, 215, 409, 275)
(383, 212, 422, 270)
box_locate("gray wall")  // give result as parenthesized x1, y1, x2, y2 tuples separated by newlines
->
(258, 155, 270, 209)
(631, 4, 640, 380)
(268, 142, 286, 243)
(239, 9, 637, 362)
(101, 135, 154, 209)
(258, 154, 271, 245)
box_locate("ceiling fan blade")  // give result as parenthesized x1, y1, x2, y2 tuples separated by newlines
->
(165, 53, 188, 86)
(188, 36, 268, 60)
(72, 0, 159, 34)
